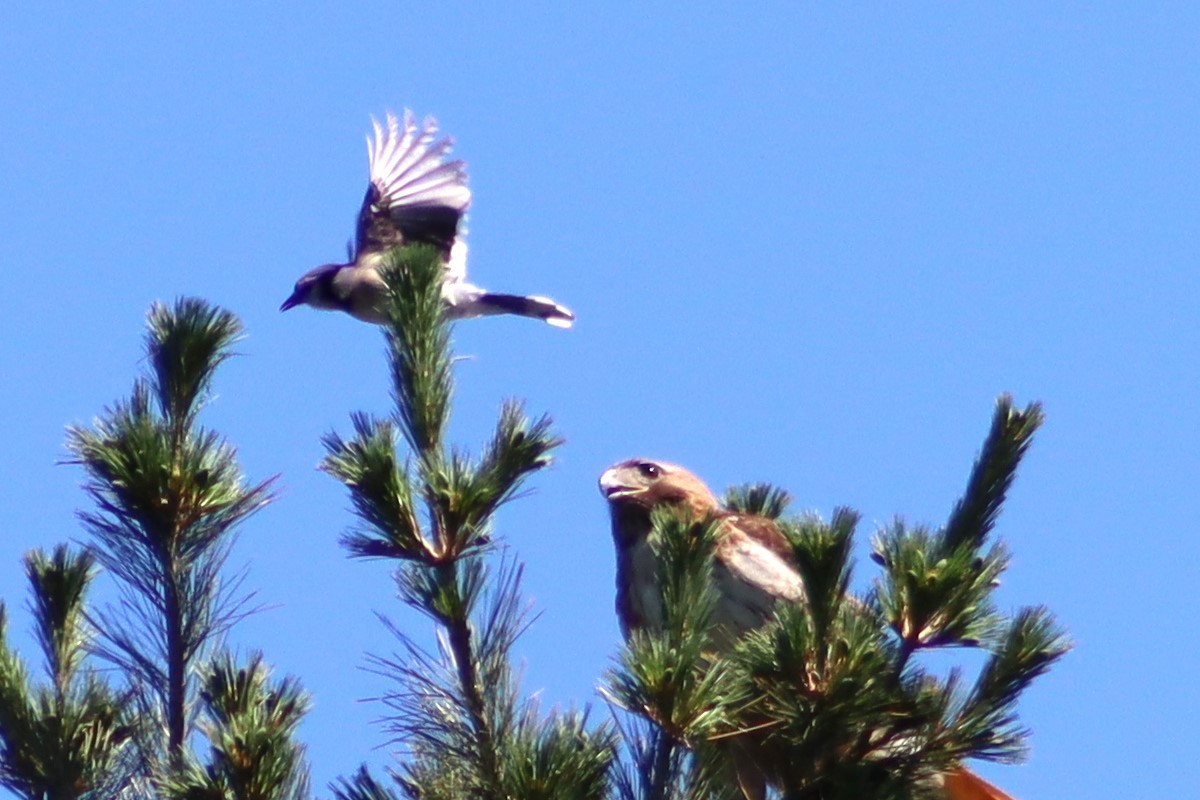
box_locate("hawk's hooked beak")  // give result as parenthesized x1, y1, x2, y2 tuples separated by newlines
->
(599, 469, 640, 500)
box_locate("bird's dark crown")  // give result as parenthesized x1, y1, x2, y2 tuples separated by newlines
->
(301, 262, 345, 284)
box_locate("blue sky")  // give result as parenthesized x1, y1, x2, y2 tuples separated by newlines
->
(2, 3, 1197, 797)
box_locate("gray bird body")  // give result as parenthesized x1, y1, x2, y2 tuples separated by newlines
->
(282, 111, 574, 328)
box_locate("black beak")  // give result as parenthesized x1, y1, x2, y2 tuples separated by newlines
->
(280, 291, 303, 312)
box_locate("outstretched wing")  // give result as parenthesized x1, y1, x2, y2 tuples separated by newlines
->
(354, 111, 472, 261)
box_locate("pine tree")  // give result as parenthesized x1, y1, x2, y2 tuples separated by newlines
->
(317, 244, 1067, 800)
(321, 244, 615, 800)
(59, 299, 310, 798)
(0, 248, 1066, 800)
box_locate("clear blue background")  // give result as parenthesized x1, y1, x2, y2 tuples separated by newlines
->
(2, 4, 1196, 797)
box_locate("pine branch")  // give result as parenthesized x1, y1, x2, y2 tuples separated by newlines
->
(942, 395, 1044, 554)
(603, 512, 746, 800)
(324, 244, 611, 799)
(498, 706, 613, 800)
(873, 396, 1044, 662)
(436, 560, 501, 790)
(0, 547, 136, 800)
(163, 653, 312, 800)
(66, 298, 276, 782)
(610, 715, 738, 800)
(0, 609, 38, 797)
(783, 508, 861, 641)
(26, 545, 95, 696)
(382, 244, 454, 456)
(332, 766, 402, 800)
(872, 523, 1009, 659)
(946, 606, 1070, 763)
(616, 396, 1065, 799)
(723, 484, 792, 521)
(322, 415, 425, 562)
(144, 298, 242, 433)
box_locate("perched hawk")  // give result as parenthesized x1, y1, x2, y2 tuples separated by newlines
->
(599, 458, 1017, 800)
(281, 110, 574, 327)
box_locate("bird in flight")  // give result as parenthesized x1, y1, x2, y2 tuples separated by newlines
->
(599, 458, 1017, 800)
(281, 111, 574, 327)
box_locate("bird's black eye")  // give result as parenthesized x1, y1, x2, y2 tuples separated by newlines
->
(637, 462, 660, 478)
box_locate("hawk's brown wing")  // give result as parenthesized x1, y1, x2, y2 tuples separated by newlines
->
(710, 514, 805, 639)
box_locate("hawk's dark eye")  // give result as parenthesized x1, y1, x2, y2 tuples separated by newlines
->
(637, 463, 660, 478)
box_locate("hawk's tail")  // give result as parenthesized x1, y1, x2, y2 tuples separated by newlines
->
(942, 768, 1017, 800)
(474, 292, 575, 328)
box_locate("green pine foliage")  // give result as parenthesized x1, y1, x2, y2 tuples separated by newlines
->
(0, 244, 1065, 800)
(0, 546, 135, 799)
(42, 299, 305, 798)
(605, 397, 1070, 800)
(163, 653, 311, 800)
(603, 512, 745, 800)
(322, 245, 614, 800)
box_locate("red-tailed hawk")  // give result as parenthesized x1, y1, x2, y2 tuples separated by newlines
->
(599, 458, 1016, 800)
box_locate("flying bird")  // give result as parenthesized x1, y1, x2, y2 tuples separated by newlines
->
(599, 458, 1017, 800)
(281, 111, 574, 327)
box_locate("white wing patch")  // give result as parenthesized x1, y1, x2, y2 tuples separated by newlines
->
(713, 534, 805, 635)
(367, 111, 472, 214)
(445, 239, 469, 283)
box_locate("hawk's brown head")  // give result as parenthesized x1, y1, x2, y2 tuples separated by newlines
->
(599, 459, 720, 544)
